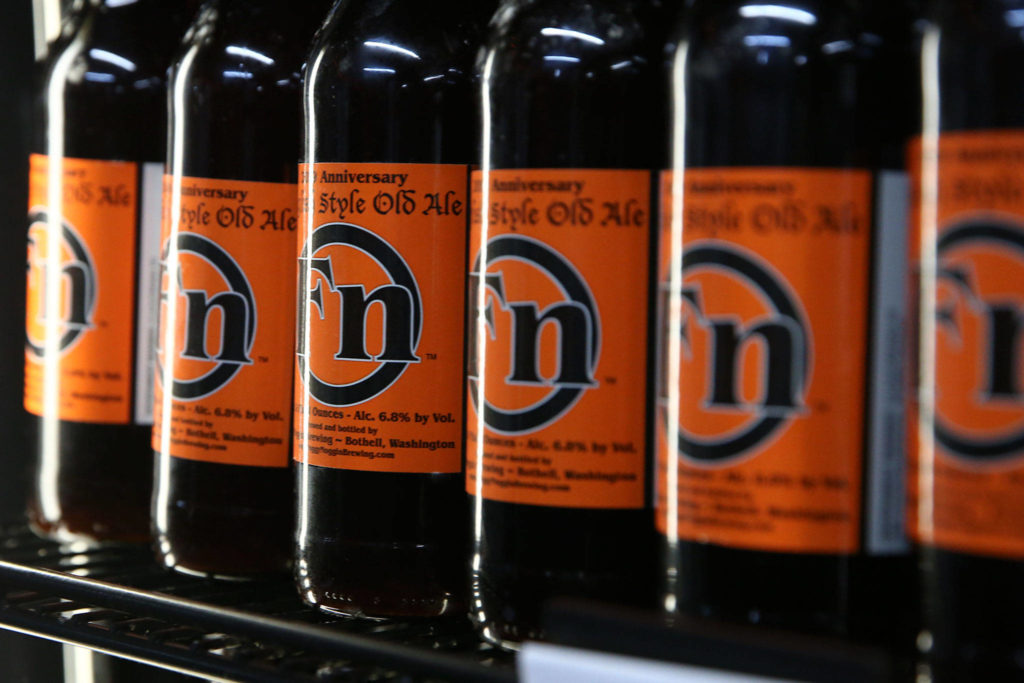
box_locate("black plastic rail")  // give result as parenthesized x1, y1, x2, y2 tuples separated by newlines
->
(0, 527, 514, 683)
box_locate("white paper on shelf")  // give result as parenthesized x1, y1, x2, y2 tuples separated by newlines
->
(133, 162, 163, 426)
(518, 642, 795, 683)
(865, 170, 911, 556)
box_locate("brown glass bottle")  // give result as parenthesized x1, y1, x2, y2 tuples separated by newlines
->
(911, 1, 1024, 680)
(27, 0, 196, 543)
(661, 0, 918, 662)
(154, 0, 331, 578)
(470, 0, 668, 648)
(294, 0, 496, 618)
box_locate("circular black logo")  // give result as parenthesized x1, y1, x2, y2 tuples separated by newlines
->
(469, 234, 600, 435)
(158, 233, 257, 401)
(297, 222, 423, 407)
(935, 219, 1024, 462)
(675, 242, 811, 464)
(25, 208, 97, 357)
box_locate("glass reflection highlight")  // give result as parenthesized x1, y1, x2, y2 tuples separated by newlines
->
(739, 4, 818, 26)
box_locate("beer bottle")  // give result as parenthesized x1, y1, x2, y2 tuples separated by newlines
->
(910, 1, 1024, 678)
(154, 0, 331, 577)
(294, 0, 496, 617)
(470, 0, 668, 647)
(27, 0, 196, 542)
(659, 0, 917, 653)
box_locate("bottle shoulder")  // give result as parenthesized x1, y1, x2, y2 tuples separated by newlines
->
(485, 0, 668, 65)
(675, 0, 867, 78)
(51, 7, 191, 92)
(934, 0, 1024, 50)
(478, 0, 671, 95)
(308, 0, 495, 86)
(174, 2, 329, 86)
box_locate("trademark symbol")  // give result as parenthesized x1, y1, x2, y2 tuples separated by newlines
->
(426, 353, 438, 360)
(605, 376, 617, 384)
(813, 401, 830, 412)
(258, 356, 269, 363)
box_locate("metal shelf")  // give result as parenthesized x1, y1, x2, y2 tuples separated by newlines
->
(0, 523, 513, 682)
(0, 521, 905, 683)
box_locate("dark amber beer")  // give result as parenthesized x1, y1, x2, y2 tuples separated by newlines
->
(27, 0, 195, 542)
(154, 0, 330, 577)
(294, 0, 495, 618)
(910, 1, 1024, 679)
(469, 0, 668, 647)
(659, 0, 917, 658)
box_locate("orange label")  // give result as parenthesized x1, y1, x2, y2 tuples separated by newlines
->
(152, 176, 298, 468)
(908, 131, 1024, 559)
(465, 169, 649, 509)
(656, 168, 873, 554)
(292, 163, 467, 474)
(25, 154, 141, 424)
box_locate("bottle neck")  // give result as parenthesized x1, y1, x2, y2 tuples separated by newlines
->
(98, 0, 154, 6)
(856, 0, 924, 23)
(216, 0, 330, 15)
(95, 0, 195, 9)
(93, 0, 200, 25)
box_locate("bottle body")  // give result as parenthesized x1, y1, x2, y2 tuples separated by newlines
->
(294, 0, 495, 618)
(27, 0, 194, 543)
(154, 0, 330, 577)
(470, 0, 666, 647)
(911, 1, 1024, 679)
(660, 0, 916, 654)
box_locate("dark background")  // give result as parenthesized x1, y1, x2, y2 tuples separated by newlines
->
(0, 0, 66, 679)
(1, 0, 36, 511)
(0, 3, 191, 681)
